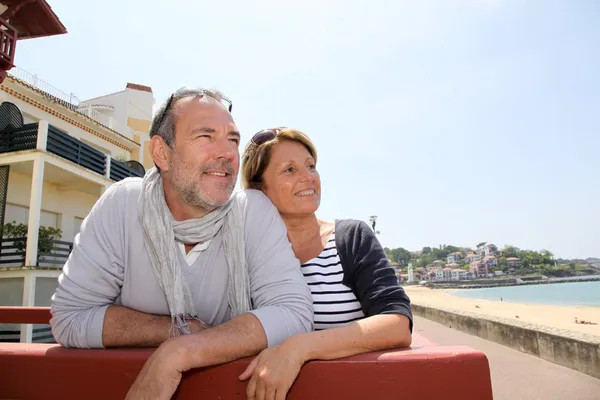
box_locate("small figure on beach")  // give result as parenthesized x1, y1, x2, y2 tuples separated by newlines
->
(515, 315, 520, 318)
(475, 305, 480, 308)
(575, 317, 598, 325)
(500, 297, 503, 302)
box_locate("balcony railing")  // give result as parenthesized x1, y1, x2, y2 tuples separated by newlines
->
(0, 17, 17, 70)
(0, 122, 144, 180)
(46, 125, 106, 176)
(0, 237, 73, 268)
(0, 237, 24, 266)
(0, 123, 38, 153)
(109, 158, 144, 181)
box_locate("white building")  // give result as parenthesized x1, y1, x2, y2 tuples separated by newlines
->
(447, 252, 462, 264)
(0, 66, 154, 343)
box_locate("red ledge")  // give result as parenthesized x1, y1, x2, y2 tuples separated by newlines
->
(0, 307, 493, 399)
(0, 306, 52, 324)
(0, 342, 492, 399)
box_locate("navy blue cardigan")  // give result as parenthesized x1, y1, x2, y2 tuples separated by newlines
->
(334, 219, 413, 332)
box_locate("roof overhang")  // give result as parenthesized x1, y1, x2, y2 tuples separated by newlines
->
(0, 0, 66, 39)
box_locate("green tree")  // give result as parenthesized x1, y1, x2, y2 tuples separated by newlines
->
(2, 221, 63, 255)
(502, 245, 518, 258)
(388, 247, 412, 266)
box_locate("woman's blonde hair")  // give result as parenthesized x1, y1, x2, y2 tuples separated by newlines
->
(241, 128, 318, 190)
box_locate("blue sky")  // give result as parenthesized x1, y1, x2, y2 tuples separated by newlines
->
(15, 0, 599, 258)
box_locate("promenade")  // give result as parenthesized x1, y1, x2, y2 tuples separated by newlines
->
(414, 316, 600, 400)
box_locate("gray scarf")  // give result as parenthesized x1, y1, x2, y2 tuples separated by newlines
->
(138, 167, 251, 336)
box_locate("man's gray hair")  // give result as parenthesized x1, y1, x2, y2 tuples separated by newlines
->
(149, 88, 232, 148)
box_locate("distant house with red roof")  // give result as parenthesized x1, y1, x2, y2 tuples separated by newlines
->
(483, 256, 498, 267)
(465, 253, 481, 263)
(447, 252, 462, 264)
(507, 257, 521, 267)
(470, 261, 489, 277)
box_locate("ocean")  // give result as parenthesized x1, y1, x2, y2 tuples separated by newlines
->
(450, 278, 600, 307)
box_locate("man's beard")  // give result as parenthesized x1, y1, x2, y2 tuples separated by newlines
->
(169, 154, 235, 211)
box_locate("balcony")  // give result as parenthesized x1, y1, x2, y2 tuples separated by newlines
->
(0, 122, 144, 181)
(0, 17, 17, 82)
(0, 237, 72, 268)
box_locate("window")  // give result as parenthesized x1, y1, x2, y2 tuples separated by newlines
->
(4, 204, 59, 229)
(73, 217, 84, 239)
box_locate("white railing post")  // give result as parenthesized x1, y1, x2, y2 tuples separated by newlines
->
(36, 120, 49, 151)
(20, 272, 36, 343)
(25, 158, 44, 267)
(105, 156, 111, 179)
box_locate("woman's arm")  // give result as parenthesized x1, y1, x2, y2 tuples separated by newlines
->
(239, 314, 411, 400)
(240, 220, 413, 399)
(293, 313, 411, 361)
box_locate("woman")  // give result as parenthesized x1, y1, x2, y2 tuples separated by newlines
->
(239, 127, 413, 400)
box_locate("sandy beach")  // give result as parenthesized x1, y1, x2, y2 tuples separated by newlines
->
(404, 286, 600, 340)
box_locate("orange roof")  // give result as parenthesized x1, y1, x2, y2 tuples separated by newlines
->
(506, 257, 520, 261)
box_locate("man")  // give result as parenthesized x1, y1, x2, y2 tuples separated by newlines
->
(50, 88, 314, 398)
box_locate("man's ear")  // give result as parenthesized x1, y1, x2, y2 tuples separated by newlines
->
(149, 136, 172, 172)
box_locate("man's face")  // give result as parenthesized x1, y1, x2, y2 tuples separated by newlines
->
(163, 97, 241, 212)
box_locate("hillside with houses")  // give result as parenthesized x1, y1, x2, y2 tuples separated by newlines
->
(384, 243, 600, 283)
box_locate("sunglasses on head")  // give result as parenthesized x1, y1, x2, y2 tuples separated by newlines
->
(154, 87, 233, 133)
(251, 127, 288, 146)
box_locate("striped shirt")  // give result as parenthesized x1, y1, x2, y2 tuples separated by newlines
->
(301, 232, 365, 330)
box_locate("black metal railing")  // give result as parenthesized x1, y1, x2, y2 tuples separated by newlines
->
(0, 123, 38, 154)
(0, 237, 73, 268)
(0, 237, 25, 266)
(37, 238, 73, 268)
(110, 158, 144, 181)
(46, 125, 107, 176)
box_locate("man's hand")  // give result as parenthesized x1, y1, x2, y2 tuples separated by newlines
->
(125, 339, 188, 400)
(125, 313, 269, 399)
(238, 341, 307, 400)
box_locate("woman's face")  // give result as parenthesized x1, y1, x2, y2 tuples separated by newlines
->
(261, 140, 321, 217)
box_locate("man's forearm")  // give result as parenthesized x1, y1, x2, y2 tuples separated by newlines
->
(102, 305, 173, 347)
(176, 313, 268, 370)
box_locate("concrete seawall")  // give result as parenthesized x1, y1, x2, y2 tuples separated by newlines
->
(412, 304, 600, 379)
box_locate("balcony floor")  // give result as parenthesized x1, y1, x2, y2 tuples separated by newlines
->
(4, 154, 105, 197)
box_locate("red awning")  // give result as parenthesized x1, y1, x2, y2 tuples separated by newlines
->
(2, 0, 67, 39)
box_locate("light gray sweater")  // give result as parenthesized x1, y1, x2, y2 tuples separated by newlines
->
(50, 178, 314, 348)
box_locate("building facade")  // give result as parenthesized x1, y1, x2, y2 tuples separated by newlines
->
(0, 66, 154, 343)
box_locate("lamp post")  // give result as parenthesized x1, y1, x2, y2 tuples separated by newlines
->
(369, 215, 380, 235)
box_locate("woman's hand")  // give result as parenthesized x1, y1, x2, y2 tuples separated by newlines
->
(239, 340, 308, 400)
